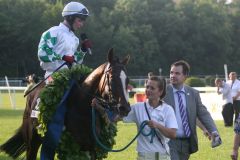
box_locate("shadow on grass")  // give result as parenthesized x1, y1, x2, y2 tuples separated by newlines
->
(0, 109, 24, 118)
(0, 154, 13, 160)
(0, 154, 27, 160)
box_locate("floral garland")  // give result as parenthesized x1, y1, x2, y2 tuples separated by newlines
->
(37, 64, 117, 160)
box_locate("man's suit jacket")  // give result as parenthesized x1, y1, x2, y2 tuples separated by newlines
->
(163, 85, 217, 153)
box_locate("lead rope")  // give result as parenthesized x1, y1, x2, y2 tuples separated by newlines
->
(91, 107, 155, 152)
(144, 102, 170, 155)
(144, 102, 164, 145)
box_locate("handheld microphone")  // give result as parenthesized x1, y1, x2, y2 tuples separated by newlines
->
(80, 33, 92, 55)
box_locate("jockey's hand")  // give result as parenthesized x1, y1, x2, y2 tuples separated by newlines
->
(62, 55, 74, 64)
(81, 39, 92, 54)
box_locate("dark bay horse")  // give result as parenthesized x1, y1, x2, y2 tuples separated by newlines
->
(0, 48, 131, 160)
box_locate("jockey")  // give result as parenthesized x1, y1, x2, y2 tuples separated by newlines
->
(37, 1, 92, 82)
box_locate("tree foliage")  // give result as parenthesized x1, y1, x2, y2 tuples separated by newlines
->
(185, 76, 205, 87)
(0, 0, 239, 77)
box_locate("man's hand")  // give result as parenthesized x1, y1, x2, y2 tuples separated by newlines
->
(211, 132, 222, 148)
(203, 129, 211, 140)
(62, 55, 74, 64)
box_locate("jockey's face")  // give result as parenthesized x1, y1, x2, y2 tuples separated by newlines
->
(72, 17, 85, 31)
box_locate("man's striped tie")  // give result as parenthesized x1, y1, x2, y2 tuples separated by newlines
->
(176, 91, 191, 137)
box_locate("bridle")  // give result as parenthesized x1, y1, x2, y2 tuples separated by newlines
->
(96, 63, 125, 112)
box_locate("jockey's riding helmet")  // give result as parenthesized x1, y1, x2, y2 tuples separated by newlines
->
(62, 2, 89, 30)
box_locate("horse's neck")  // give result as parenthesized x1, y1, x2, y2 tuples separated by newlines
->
(82, 63, 107, 94)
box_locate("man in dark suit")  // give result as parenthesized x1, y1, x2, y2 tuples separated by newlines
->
(163, 60, 221, 160)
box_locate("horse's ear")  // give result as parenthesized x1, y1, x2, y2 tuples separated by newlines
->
(121, 54, 130, 65)
(108, 48, 114, 63)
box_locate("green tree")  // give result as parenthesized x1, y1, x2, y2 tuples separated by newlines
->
(0, 0, 48, 76)
(227, 0, 240, 72)
(0, 0, 238, 77)
(167, 0, 233, 75)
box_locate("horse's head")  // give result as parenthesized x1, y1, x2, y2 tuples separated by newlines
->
(98, 48, 131, 121)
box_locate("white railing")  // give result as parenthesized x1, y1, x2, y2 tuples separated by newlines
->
(0, 87, 26, 109)
(0, 86, 223, 120)
(0, 87, 26, 90)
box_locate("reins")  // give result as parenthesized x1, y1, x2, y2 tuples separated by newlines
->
(24, 62, 68, 97)
(91, 107, 157, 152)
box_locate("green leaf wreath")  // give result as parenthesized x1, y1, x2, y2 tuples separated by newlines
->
(37, 64, 118, 160)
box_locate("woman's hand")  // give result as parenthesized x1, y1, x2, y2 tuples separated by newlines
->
(91, 98, 98, 107)
(91, 98, 104, 112)
(147, 120, 177, 139)
(147, 120, 159, 129)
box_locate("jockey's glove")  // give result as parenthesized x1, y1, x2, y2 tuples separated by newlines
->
(62, 55, 74, 64)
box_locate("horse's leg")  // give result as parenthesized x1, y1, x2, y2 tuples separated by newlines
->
(26, 129, 42, 160)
